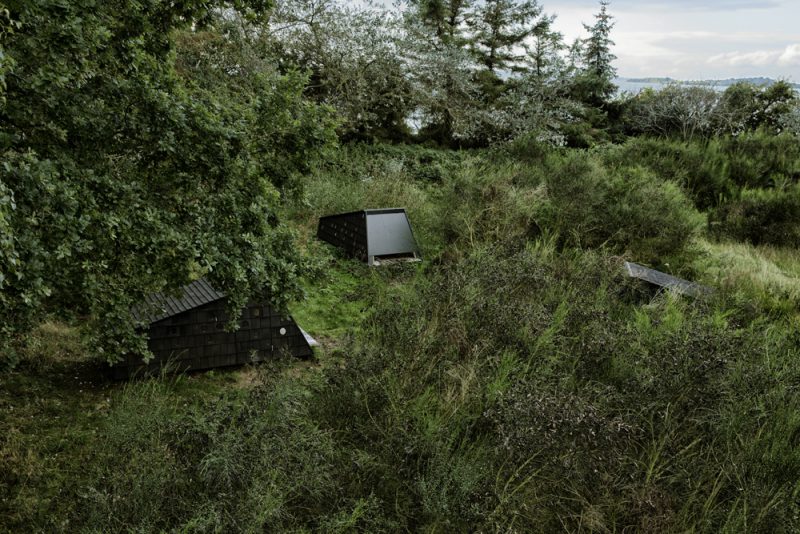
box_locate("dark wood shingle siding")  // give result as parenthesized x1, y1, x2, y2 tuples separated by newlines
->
(114, 285, 313, 380)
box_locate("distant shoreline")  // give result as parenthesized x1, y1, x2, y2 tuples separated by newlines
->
(619, 77, 800, 90)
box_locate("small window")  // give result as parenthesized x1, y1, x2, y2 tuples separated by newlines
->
(251, 307, 261, 318)
(168, 326, 179, 336)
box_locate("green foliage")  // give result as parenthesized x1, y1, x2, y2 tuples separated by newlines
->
(533, 152, 704, 265)
(619, 81, 799, 140)
(622, 84, 721, 140)
(1, 1, 335, 365)
(717, 81, 799, 134)
(434, 158, 544, 248)
(712, 185, 800, 247)
(468, 0, 544, 74)
(571, 0, 617, 108)
(3, 142, 800, 532)
(268, 0, 411, 142)
(721, 130, 800, 189)
(291, 143, 459, 257)
(604, 132, 800, 212)
(603, 136, 732, 209)
(309, 243, 800, 531)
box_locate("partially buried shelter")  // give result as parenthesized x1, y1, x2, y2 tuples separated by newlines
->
(317, 208, 421, 265)
(111, 278, 314, 380)
(624, 261, 712, 298)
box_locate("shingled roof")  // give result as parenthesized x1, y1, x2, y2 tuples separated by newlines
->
(131, 278, 225, 324)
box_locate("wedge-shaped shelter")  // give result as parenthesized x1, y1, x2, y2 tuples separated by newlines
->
(111, 278, 313, 379)
(624, 262, 712, 298)
(317, 208, 421, 265)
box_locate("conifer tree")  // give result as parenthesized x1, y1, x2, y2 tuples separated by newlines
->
(524, 14, 565, 81)
(408, 0, 472, 44)
(468, 0, 543, 74)
(578, 0, 617, 106)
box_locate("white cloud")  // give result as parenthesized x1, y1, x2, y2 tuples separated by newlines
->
(708, 44, 800, 67)
(778, 44, 800, 65)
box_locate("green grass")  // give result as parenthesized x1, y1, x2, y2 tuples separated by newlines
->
(4, 140, 800, 532)
(694, 238, 800, 317)
(0, 323, 256, 532)
(289, 262, 371, 342)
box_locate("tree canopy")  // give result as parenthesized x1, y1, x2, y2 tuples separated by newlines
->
(0, 0, 335, 366)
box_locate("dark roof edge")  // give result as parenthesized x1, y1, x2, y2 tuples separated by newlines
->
(364, 208, 408, 215)
(318, 208, 408, 220)
(131, 278, 227, 325)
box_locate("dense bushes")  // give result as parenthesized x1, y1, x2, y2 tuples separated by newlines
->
(3, 140, 800, 532)
(604, 132, 800, 210)
(602, 133, 800, 250)
(712, 185, 800, 247)
(410, 147, 704, 266)
(60, 365, 358, 532)
(603, 137, 731, 209)
(305, 244, 800, 531)
(723, 131, 800, 188)
(533, 153, 704, 265)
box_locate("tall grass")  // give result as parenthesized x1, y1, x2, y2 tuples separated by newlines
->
(4, 140, 800, 532)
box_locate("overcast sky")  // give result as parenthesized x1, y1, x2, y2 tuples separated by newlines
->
(546, 0, 800, 80)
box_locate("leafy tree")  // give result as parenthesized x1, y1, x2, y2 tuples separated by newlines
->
(779, 101, 800, 136)
(716, 81, 798, 134)
(268, 0, 411, 141)
(624, 85, 720, 140)
(0, 0, 335, 366)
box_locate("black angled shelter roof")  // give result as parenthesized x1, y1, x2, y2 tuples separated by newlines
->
(131, 278, 225, 324)
(114, 278, 313, 380)
(624, 262, 712, 298)
(317, 208, 421, 265)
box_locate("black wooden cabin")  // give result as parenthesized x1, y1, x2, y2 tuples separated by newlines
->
(317, 208, 421, 265)
(111, 278, 313, 379)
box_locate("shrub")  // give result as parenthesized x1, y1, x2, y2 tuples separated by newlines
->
(603, 137, 733, 209)
(535, 153, 705, 266)
(434, 160, 544, 250)
(720, 131, 800, 189)
(711, 185, 800, 247)
(309, 243, 800, 531)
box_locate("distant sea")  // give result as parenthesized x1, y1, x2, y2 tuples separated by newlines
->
(614, 77, 800, 95)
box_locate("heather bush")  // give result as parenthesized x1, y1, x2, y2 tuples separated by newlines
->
(603, 137, 732, 209)
(720, 131, 800, 189)
(533, 153, 704, 266)
(307, 243, 800, 531)
(712, 185, 800, 247)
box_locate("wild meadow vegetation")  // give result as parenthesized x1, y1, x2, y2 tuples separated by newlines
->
(2, 0, 800, 532)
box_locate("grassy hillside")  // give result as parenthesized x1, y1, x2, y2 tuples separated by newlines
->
(2, 141, 800, 532)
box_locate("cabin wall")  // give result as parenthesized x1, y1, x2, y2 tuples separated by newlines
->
(317, 212, 369, 261)
(112, 299, 312, 379)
